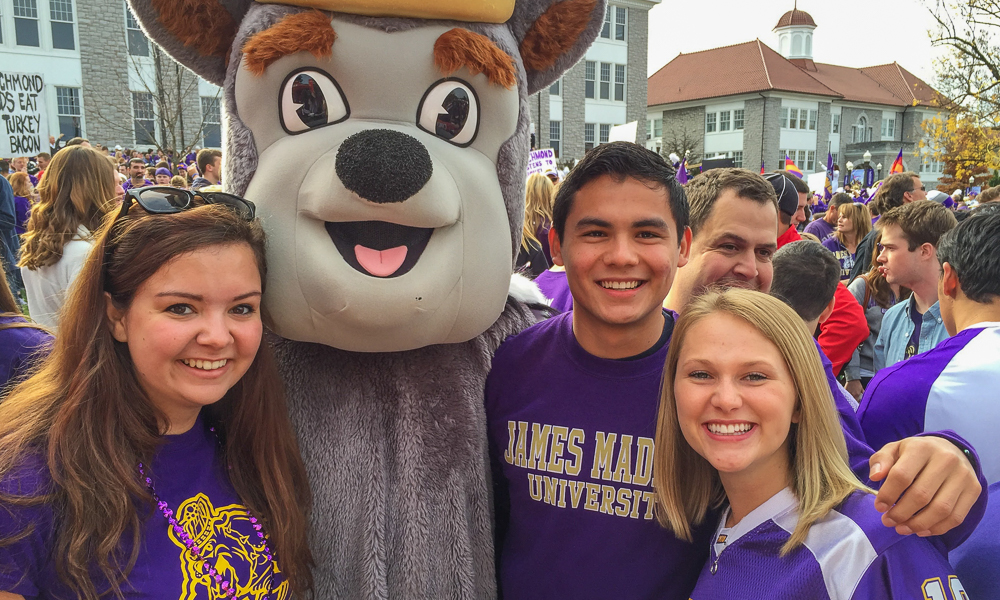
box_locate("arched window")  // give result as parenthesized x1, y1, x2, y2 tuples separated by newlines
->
(792, 34, 802, 56)
(854, 115, 868, 142)
(805, 34, 812, 56)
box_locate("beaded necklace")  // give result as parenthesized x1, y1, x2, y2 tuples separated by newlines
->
(137, 426, 278, 599)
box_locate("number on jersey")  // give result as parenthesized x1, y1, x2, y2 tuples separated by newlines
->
(922, 577, 968, 600)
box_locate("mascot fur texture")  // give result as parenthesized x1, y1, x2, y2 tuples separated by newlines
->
(127, 1, 606, 596)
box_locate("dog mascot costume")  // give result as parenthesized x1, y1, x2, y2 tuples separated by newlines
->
(127, 0, 607, 596)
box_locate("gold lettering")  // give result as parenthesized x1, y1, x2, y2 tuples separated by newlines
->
(565, 428, 585, 476)
(547, 426, 568, 474)
(642, 491, 656, 520)
(584, 482, 601, 511)
(590, 431, 618, 481)
(568, 480, 587, 509)
(612, 434, 633, 484)
(515, 421, 528, 468)
(528, 423, 552, 470)
(504, 421, 517, 465)
(557, 478, 568, 508)
(527, 473, 543, 501)
(615, 487, 632, 517)
(600, 485, 616, 515)
(633, 437, 655, 486)
(629, 488, 642, 519)
(543, 476, 559, 506)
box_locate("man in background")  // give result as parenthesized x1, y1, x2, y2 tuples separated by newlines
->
(874, 201, 957, 370)
(191, 149, 223, 190)
(805, 192, 854, 241)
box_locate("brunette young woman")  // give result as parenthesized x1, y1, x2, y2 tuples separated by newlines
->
(655, 289, 965, 599)
(822, 202, 872, 280)
(0, 190, 312, 599)
(19, 146, 125, 330)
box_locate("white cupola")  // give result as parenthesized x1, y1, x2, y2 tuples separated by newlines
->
(774, 3, 817, 61)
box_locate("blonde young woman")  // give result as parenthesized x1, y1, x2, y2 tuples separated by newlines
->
(822, 202, 872, 280)
(18, 147, 124, 329)
(515, 173, 555, 278)
(654, 289, 965, 599)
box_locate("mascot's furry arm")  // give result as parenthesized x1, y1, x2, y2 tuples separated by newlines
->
(127, 1, 606, 597)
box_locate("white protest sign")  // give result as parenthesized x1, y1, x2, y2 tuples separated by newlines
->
(807, 171, 827, 194)
(0, 71, 48, 156)
(609, 121, 638, 143)
(527, 148, 557, 176)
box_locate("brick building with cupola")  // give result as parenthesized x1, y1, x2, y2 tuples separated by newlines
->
(646, 5, 948, 186)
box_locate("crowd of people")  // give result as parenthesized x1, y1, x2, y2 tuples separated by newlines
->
(0, 142, 224, 318)
(0, 139, 998, 598)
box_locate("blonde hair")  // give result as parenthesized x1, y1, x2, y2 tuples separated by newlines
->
(19, 147, 117, 270)
(834, 202, 872, 247)
(521, 173, 554, 250)
(653, 288, 871, 555)
(8, 171, 33, 198)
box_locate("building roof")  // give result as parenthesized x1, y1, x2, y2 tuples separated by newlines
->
(648, 40, 944, 109)
(775, 8, 816, 29)
(647, 39, 840, 105)
(807, 63, 905, 106)
(860, 63, 946, 108)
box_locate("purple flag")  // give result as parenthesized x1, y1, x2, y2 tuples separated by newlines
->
(824, 152, 834, 200)
(677, 159, 688, 184)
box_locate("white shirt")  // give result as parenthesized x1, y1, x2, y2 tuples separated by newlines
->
(21, 225, 95, 330)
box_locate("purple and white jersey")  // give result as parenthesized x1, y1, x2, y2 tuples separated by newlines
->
(691, 488, 965, 600)
(858, 322, 1000, 485)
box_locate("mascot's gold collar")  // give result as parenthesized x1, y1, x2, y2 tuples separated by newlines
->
(255, 0, 515, 23)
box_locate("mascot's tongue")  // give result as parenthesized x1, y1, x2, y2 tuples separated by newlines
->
(355, 245, 408, 277)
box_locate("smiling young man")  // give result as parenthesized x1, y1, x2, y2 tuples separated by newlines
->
(486, 143, 698, 598)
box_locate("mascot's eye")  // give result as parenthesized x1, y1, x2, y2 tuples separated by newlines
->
(280, 69, 350, 135)
(417, 79, 479, 147)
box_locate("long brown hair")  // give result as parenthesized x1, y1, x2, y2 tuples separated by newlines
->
(18, 146, 117, 270)
(0, 203, 313, 598)
(654, 289, 871, 555)
(521, 173, 554, 250)
(0, 260, 46, 334)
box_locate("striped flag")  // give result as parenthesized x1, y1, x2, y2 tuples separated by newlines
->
(760, 162, 765, 175)
(890, 148, 905, 174)
(784, 154, 803, 179)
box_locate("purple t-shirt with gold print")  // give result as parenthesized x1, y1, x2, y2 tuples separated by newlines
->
(0, 414, 287, 599)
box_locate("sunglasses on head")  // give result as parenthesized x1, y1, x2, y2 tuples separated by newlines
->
(104, 187, 256, 269)
(117, 186, 255, 222)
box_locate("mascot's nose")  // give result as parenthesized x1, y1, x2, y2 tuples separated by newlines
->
(335, 129, 433, 204)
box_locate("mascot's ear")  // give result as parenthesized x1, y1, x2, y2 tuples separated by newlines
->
(509, 0, 608, 96)
(126, 0, 256, 86)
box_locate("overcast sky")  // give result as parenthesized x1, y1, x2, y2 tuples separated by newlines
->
(647, 0, 945, 84)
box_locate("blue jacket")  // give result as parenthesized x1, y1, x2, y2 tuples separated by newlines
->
(0, 176, 22, 291)
(874, 295, 949, 371)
